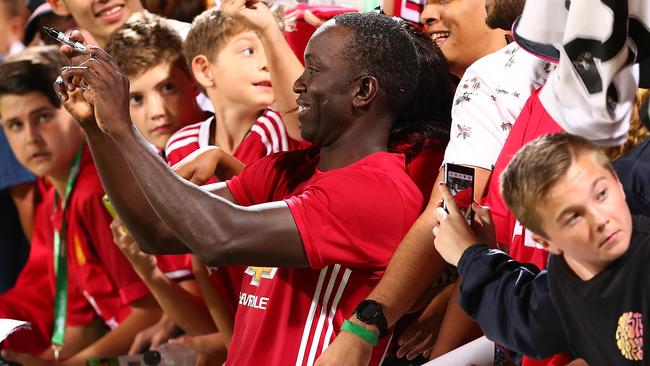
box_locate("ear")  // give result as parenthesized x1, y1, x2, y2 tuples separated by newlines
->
(47, 0, 72, 16)
(191, 55, 215, 90)
(532, 233, 562, 256)
(351, 75, 379, 109)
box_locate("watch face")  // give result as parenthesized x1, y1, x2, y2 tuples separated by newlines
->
(358, 302, 380, 320)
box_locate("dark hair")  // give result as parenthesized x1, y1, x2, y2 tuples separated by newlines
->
(0, 46, 66, 112)
(389, 21, 452, 160)
(334, 12, 419, 115)
(107, 13, 187, 78)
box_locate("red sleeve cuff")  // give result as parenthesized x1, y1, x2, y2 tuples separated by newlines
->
(119, 281, 151, 305)
(285, 196, 321, 269)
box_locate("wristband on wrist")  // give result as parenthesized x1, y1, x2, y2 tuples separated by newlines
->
(340, 319, 378, 346)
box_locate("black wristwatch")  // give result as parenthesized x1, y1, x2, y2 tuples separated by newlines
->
(354, 300, 388, 338)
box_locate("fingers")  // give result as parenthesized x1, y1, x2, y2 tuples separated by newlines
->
(53, 76, 69, 102)
(128, 333, 151, 355)
(471, 201, 493, 225)
(433, 206, 448, 224)
(437, 182, 459, 214)
(303, 10, 326, 27)
(396, 327, 434, 360)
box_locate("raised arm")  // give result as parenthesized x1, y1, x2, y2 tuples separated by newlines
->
(221, 0, 304, 141)
(60, 46, 307, 268)
(54, 33, 188, 254)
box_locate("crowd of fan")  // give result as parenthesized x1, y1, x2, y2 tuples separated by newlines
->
(0, 0, 648, 365)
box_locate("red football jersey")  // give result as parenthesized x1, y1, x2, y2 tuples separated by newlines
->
(225, 148, 423, 365)
(482, 89, 569, 366)
(164, 109, 299, 314)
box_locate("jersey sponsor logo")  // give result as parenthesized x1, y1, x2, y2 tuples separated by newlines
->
(239, 292, 270, 310)
(513, 220, 544, 249)
(244, 266, 277, 286)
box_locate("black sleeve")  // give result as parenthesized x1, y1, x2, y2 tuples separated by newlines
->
(456, 244, 570, 358)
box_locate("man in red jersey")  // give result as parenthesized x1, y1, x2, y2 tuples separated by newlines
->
(56, 6, 451, 365)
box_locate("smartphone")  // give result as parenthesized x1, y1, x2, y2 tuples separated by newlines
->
(102, 195, 117, 218)
(102, 195, 128, 233)
(443, 163, 475, 225)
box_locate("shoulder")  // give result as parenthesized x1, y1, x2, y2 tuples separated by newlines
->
(248, 109, 292, 154)
(320, 153, 421, 202)
(165, 118, 212, 156)
(463, 43, 554, 92)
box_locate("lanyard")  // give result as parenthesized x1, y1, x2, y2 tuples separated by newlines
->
(51, 148, 83, 360)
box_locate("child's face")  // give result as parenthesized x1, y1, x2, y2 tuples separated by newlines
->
(211, 30, 274, 109)
(0, 92, 83, 179)
(129, 62, 201, 151)
(533, 152, 633, 275)
(49, 0, 143, 46)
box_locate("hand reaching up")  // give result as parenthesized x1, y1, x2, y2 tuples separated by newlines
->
(221, 0, 277, 35)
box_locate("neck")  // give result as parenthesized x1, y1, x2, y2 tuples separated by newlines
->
(210, 94, 262, 154)
(317, 115, 392, 171)
(49, 166, 72, 203)
(564, 255, 607, 281)
(450, 29, 508, 77)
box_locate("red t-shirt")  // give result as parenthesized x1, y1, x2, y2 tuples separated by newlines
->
(482, 89, 568, 366)
(49, 147, 151, 328)
(164, 109, 299, 314)
(0, 181, 95, 354)
(225, 148, 423, 365)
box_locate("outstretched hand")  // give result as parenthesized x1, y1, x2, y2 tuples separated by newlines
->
(172, 146, 245, 184)
(57, 31, 132, 138)
(220, 0, 277, 34)
(432, 183, 481, 266)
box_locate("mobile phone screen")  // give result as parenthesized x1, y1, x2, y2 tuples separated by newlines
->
(443, 163, 475, 224)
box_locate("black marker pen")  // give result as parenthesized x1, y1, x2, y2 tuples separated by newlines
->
(42, 26, 88, 54)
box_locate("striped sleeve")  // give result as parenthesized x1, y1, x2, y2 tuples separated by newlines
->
(164, 122, 203, 166)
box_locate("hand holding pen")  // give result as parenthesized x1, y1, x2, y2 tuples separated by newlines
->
(43, 26, 88, 54)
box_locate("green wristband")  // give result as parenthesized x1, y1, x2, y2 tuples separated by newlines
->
(341, 319, 379, 346)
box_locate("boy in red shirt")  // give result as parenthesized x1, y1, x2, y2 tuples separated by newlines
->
(0, 48, 161, 366)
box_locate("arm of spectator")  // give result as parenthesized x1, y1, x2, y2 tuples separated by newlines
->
(191, 256, 235, 346)
(172, 146, 245, 185)
(59, 47, 308, 268)
(456, 244, 569, 358)
(110, 218, 216, 338)
(128, 314, 181, 354)
(428, 283, 482, 360)
(221, 0, 304, 142)
(62, 295, 162, 364)
(394, 282, 454, 360)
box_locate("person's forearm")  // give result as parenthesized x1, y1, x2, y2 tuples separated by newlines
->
(110, 125, 304, 267)
(429, 282, 482, 359)
(258, 23, 304, 141)
(368, 204, 448, 326)
(192, 257, 234, 346)
(82, 123, 187, 253)
(108, 126, 242, 263)
(457, 244, 568, 357)
(138, 271, 216, 336)
(65, 297, 162, 364)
